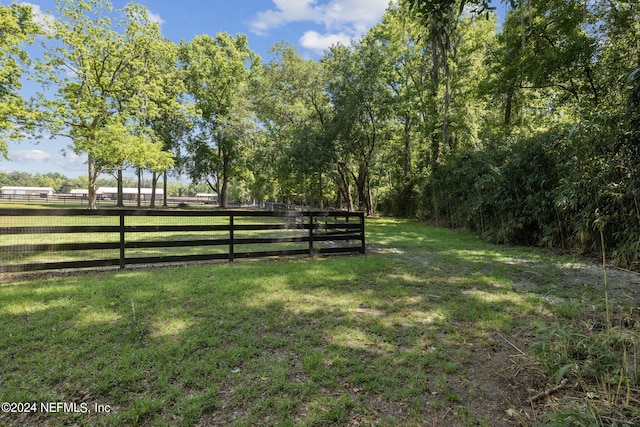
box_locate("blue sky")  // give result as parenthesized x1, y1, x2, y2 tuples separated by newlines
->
(2, 0, 506, 179)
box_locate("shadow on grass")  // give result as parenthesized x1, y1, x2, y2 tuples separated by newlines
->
(0, 219, 579, 426)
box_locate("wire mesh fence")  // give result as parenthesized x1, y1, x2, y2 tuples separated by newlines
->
(0, 209, 365, 273)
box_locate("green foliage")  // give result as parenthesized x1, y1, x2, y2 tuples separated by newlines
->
(179, 33, 259, 207)
(423, 130, 569, 246)
(541, 410, 599, 427)
(401, 0, 640, 266)
(379, 177, 421, 218)
(531, 322, 623, 382)
(0, 170, 204, 197)
(0, 3, 39, 157)
(2, 0, 640, 265)
(324, 35, 395, 216)
(0, 170, 81, 193)
(423, 109, 640, 263)
(251, 42, 335, 207)
(32, 0, 177, 208)
(532, 318, 640, 426)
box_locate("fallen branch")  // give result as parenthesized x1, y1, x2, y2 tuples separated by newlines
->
(442, 407, 452, 420)
(498, 333, 526, 356)
(529, 378, 569, 403)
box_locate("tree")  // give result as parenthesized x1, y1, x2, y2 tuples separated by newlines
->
(34, 0, 174, 209)
(251, 42, 334, 207)
(0, 3, 39, 158)
(370, 4, 496, 216)
(179, 33, 259, 208)
(138, 37, 192, 208)
(403, 0, 497, 23)
(183, 89, 256, 207)
(324, 35, 394, 216)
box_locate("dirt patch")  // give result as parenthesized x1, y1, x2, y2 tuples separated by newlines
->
(560, 263, 640, 305)
(461, 333, 547, 426)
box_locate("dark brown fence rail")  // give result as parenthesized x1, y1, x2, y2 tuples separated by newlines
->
(0, 209, 365, 273)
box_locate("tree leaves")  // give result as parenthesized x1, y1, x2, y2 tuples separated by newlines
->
(179, 33, 258, 207)
(33, 0, 178, 208)
(0, 3, 40, 157)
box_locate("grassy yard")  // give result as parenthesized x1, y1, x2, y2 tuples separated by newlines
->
(0, 218, 638, 426)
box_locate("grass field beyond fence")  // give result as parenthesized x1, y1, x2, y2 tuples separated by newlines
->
(0, 208, 365, 272)
(0, 218, 638, 426)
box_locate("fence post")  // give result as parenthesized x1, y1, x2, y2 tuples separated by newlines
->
(229, 214, 235, 262)
(308, 212, 315, 257)
(360, 212, 366, 254)
(119, 213, 126, 269)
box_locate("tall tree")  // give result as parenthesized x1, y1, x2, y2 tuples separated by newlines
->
(251, 43, 333, 207)
(0, 3, 39, 158)
(402, 0, 500, 154)
(34, 0, 175, 209)
(180, 33, 259, 208)
(485, 0, 598, 133)
(141, 38, 192, 208)
(324, 35, 394, 216)
(402, 0, 462, 165)
(371, 4, 496, 216)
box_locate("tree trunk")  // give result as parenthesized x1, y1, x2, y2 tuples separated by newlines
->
(137, 169, 142, 208)
(337, 163, 354, 212)
(403, 115, 412, 178)
(117, 167, 124, 207)
(220, 148, 231, 208)
(163, 170, 168, 208)
(443, 63, 452, 150)
(220, 176, 228, 208)
(505, 87, 513, 126)
(87, 154, 98, 210)
(150, 171, 158, 208)
(353, 166, 371, 216)
(367, 177, 374, 217)
(430, 133, 440, 167)
(318, 173, 324, 209)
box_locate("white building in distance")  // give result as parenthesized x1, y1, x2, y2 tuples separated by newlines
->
(1, 186, 55, 197)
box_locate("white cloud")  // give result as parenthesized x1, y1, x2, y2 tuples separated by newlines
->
(11, 149, 51, 162)
(250, 0, 317, 34)
(127, 6, 164, 27)
(9, 149, 86, 172)
(300, 30, 352, 52)
(250, 0, 390, 53)
(145, 9, 165, 26)
(55, 152, 86, 172)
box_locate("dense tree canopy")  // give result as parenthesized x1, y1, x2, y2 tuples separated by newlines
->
(179, 33, 259, 208)
(2, 0, 640, 264)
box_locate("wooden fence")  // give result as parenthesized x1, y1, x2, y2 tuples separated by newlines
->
(0, 209, 365, 273)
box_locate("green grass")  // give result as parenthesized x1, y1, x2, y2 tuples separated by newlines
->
(0, 218, 635, 426)
(0, 212, 333, 265)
